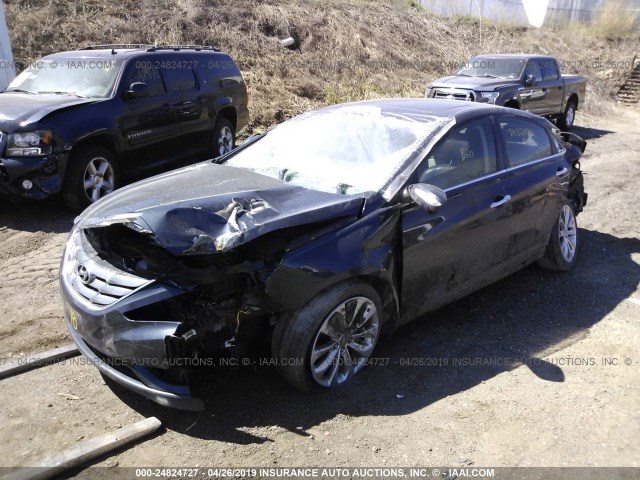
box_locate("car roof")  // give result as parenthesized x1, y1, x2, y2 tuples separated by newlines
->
(42, 46, 225, 61)
(317, 98, 549, 126)
(470, 54, 556, 60)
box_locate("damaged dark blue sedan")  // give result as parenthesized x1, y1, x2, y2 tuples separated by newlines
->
(60, 99, 587, 410)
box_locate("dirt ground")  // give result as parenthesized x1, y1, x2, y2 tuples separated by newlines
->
(0, 106, 639, 473)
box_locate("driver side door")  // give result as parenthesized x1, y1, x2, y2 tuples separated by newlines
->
(521, 59, 547, 115)
(400, 116, 513, 322)
(118, 59, 181, 176)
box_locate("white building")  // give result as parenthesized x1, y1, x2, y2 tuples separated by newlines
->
(0, 1, 15, 89)
(419, 0, 640, 28)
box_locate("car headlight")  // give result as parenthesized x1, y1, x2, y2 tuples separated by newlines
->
(61, 226, 80, 279)
(6, 131, 53, 156)
(480, 92, 500, 104)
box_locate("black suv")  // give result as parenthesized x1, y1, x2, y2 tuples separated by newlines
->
(0, 45, 249, 209)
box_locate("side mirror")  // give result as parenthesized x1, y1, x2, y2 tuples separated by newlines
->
(525, 74, 536, 86)
(406, 183, 447, 213)
(561, 132, 587, 153)
(125, 82, 149, 100)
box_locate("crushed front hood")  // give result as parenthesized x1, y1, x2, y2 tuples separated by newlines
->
(79, 163, 365, 255)
(0, 93, 99, 130)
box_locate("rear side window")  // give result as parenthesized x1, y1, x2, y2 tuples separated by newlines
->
(200, 55, 239, 85)
(123, 64, 165, 97)
(418, 118, 498, 189)
(500, 118, 552, 167)
(540, 59, 559, 81)
(164, 67, 197, 92)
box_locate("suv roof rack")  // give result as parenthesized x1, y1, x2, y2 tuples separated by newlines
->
(79, 44, 153, 50)
(146, 45, 220, 52)
(79, 44, 221, 53)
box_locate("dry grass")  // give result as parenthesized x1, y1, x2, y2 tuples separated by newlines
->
(4, 0, 639, 133)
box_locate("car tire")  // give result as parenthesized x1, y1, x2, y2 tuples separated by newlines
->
(271, 280, 383, 392)
(538, 203, 579, 271)
(558, 100, 576, 130)
(213, 117, 235, 158)
(62, 145, 119, 211)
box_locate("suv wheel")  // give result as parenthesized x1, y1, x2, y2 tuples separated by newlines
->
(538, 203, 579, 271)
(63, 145, 119, 210)
(272, 280, 382, 392)
(213, 118, 235, 157)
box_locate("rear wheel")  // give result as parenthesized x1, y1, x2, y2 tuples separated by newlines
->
(62, 145, 119, 210)
(558, 100, 576, 130)
(272, 281, 382, 392)
(538, 203, 579, 271)
(213, 117, 235, 158)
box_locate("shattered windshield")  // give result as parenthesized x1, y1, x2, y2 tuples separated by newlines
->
(456, 57, 525, 79)
(6, 58, 123, 98)
(224, 105, 443, 195)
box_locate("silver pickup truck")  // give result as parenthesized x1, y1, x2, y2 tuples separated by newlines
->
(425, 54, 587, 129)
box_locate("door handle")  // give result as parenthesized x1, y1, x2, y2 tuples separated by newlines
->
(556, 167, 569, 176)
(490, 195, 511, 208)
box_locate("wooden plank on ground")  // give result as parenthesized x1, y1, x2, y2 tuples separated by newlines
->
(0, 344, 79, 380)
(3, 417, 162, 480)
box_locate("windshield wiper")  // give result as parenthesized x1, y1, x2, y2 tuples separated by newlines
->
(481, 74, 498, 78)
(37, 91, 87, 98)
(456, 73, 473, 77)
(4, 88, 36, 94)
(215, 132, 267, 164)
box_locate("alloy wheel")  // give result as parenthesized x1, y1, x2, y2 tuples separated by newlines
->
(558, 204, 577, 263)
(565, 105, 575, 128)
(83, 157, 115, 203)
(217, 126, 234, 156)
(310, 296, 380, 387)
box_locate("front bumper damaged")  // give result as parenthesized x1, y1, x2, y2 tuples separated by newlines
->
(60, 228, 206, 410)
(64, 314, 204, 411)
(0, 153, 69, 200)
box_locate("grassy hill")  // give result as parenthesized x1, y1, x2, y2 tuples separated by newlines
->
(5, 0, 639, 133)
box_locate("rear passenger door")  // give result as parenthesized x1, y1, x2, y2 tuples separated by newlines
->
(162, 61, 207, 159)
(401, 117, 513, 321)
(497, 114, 568, 260)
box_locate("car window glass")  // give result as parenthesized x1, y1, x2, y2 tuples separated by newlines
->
(540, 59, 559, 81)
(418, 118, 497, 190)
(124, 64, 165, 97)
(500, 118, 553, 166)
(8, 59, 123, 98)
(550, 129, 566, 153)
(225, 105, 445, 195)
(164, 67, 197, 92)
(524, 60, 543, 81)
